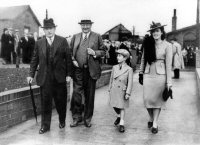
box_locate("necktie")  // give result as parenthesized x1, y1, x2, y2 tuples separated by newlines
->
(83, 34, 87, 42)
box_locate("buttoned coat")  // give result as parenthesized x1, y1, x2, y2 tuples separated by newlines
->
(140, 40, 173, 86)
(70, 31, 106, 80)
(108, 64, 133, 108)
(172, 41, 185, 70)
(29, 35, 72, 86)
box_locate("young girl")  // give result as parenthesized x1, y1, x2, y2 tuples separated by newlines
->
(108, 48, 133, 133)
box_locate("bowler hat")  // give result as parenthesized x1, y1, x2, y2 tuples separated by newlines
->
(147, 21, 166, 32)
(78, 19, 93, 24)
(41, 18, 57, 28)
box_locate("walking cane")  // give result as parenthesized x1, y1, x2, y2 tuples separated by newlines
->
(29, 82, 38, 123)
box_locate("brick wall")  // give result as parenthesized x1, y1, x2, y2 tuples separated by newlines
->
(0, 69, 111, 132)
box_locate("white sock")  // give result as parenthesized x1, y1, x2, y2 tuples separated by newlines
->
(119, 119, 124, 125)
(117, 114, 120, 118)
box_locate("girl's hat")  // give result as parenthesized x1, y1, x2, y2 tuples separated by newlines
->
(116, 49, 130, 58)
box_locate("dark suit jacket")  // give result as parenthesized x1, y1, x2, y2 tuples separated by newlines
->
(70, 31, 106, 80)
(29, 35, 72, 86)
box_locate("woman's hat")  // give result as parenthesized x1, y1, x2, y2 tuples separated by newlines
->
(78, 19, 93, 24)
(116, 49, 130, 58)
(41, 18, 57, 28)
(147, 21, 166, 32)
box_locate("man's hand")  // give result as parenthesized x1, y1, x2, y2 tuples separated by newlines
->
(66, 76, 71, 82)
(72, 60, 79, 67)
(87, 48, 95, 56)
(27, 77, 33, 84)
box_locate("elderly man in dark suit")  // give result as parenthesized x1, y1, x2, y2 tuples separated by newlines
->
(27, 18, 72, 134)
(70, 19, 106, 128)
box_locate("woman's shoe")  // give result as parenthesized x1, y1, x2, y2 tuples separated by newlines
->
(114, 117, 120, 126)
(119, 125, 125, 133)
(151, 127, 158, 134)
(148, 121, 153, 128)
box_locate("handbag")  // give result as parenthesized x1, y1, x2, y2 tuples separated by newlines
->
(162, 87, 173, 101)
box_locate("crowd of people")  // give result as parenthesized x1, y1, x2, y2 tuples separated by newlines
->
(181, 45, 198, 67)
(1, 27, 39, 67)
(102, 39, 142, 71)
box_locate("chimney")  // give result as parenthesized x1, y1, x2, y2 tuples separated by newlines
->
(133, 26, 135, 35)
(197, 0, 200, 24)
(172, 9, 177, 31)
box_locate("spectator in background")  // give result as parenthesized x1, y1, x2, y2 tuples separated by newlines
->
(14, 29, 20, 68)
(1, 28, 9, 63)
(108, 41, 118, 65)
(8, 28, 15, 64)
(171, 38, 184, 79)
(19, 29, 33, 63)
(182, 48, 188, 66)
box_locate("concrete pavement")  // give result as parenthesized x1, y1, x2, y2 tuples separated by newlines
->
(0, 70, 200, 145)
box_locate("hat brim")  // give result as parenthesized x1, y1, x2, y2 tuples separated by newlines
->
(41, 25, 57, 28)
(147, 25, 167, 32)
(78, 22, 93, 24)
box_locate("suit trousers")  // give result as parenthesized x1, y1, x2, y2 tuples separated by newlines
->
(71, 66, 96, 123)
(40, 75, 67, 129)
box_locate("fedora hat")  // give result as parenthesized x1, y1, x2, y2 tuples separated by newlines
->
(147, 21, 166, 32)
(78, 19, 93, 24)
(41, 18, 57, 28)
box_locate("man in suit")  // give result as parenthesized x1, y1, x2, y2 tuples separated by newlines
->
(70, 19, 105, 128)
(27, 18, 72, 134)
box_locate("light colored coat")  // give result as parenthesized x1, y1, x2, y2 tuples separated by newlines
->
(108, 64, 133, 109)
(172, 42, 185, 70)
(140, 40, 173, 86)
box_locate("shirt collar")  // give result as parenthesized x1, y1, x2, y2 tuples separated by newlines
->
(82, 32, 90, 39)
(46, 35, 55, 42)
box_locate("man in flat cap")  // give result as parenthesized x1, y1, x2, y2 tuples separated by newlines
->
(27, 18, 72, 134)
(70, 19, 106, 128)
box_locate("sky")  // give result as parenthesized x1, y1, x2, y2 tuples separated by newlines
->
(0, 0, 198, 37)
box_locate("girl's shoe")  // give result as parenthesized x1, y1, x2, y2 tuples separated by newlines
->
(151, 127, 158, 134)
(119, 125, 125, 133)
(114, 117, 120, 126)
(148, 121, 153, 128)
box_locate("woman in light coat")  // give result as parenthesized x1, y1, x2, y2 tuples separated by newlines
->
(139, 22, 172, 134)
(171, 38, 185, 79)
(108, 49, 133, 133)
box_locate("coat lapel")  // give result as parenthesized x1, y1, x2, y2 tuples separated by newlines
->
(41, 38, 47, 58)
(73, 33, 82, 57)
(113, 64, 129, 79)
(88, 31, 95, 48)
(53, 35, 60, 57)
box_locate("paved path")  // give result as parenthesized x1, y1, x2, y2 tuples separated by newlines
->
(0, 71, 200, 145)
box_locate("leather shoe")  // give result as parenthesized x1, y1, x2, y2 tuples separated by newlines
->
(148, 121, 153, 128)
(151, 127, 158, 134)
(114, 117, 120, 126)
(119, 125, 125, 133)
(39, 127, 50, 134)
(59, 122, 65, 129)
(70, 119, 81, 127)
(84, 121, 92, 128)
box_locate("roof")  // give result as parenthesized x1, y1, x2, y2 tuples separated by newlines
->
(167, 24, 198, 35)
(0, 5, 41, 26)
(103, 23, 132, 35)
